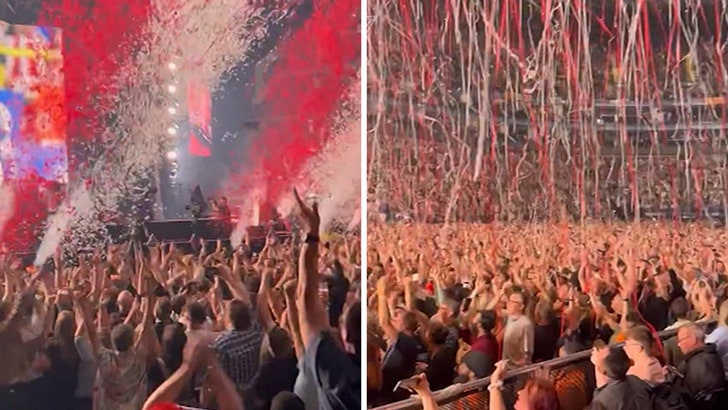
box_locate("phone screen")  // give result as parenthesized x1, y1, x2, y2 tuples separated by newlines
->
(462, 297, 473, 312)
(393, 375, 421, 392)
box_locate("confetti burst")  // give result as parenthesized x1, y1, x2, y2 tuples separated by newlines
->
(36, 0, 288, 257)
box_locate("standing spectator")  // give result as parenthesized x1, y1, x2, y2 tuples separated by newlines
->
(502, 287, 534, 365)
(468, 310, 499, 364)
(183, 302, 217, 350)
(532, 300, 559, 363)
(376, 277, 425, 404)
(664, 297, 692, 366)
(676, 323, 728, 409)
(706, 300, 728, 380)
(99, 261, 158, 408)
(45, 311, 80, 410)
(623, 326, 665, 385)
(423, 322, 456, 391)
(590, 346, 653, 409)
(289, 189, 360, 410)
(153, 298, 175, 343)
(212, 299, 262, 392)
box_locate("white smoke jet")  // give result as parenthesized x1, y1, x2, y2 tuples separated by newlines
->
(313, 121, 361, 231)
(230, 189, 259, 248)
(35, 185, 92, 266)
(267, 118, 360, 231)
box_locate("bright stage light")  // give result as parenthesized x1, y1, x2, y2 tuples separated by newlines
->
(168, 107, 177, 115)
(168, 62, 177, 71)
(166, 150, 178, 161)
(167, 84, 177, 93)
(167, 127, 178, 135)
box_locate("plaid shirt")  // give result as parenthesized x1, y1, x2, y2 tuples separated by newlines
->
(212, 324, 263, 388)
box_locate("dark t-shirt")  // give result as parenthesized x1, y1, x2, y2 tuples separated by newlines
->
(426, 346, 457, 391)
(255, 356, 299, 409)
(304, 332, 360, 410)
(639, 292, 670, 332)
(45, 343, 79, 410)
(415, 297, 438, 318)
(380, 332, 425, 402)
(533, 319, 560, 362)
(326, 272, 350, 328)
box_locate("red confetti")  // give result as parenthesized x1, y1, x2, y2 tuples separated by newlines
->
(227, 0, 360, 205)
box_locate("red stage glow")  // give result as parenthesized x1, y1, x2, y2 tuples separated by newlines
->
(232, 0, 360, 205)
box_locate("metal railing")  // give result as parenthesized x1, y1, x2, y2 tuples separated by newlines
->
(373, 320, 718, 410)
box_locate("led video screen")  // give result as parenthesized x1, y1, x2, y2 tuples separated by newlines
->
(0, 21, 67, 183)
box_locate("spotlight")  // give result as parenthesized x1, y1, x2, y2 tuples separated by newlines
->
(168, 107, 177, 115)
(167, 126, 178, 135)
(166, 150, 178, 161)
(167, 84, 177, 93)
(168, 62, 177, 71)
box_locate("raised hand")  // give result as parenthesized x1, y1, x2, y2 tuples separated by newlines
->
(293, 188, 320, 233)
(283, 278, 297, 299)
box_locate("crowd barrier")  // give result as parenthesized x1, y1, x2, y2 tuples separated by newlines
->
(373, 320, 718, 410)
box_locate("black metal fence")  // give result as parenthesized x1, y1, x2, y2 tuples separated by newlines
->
(372, 320, 718, 410)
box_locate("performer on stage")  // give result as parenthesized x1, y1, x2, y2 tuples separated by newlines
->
(188, 185, 207, 219)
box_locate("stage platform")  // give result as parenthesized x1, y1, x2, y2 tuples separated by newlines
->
(8, 218, 291, 265)
(143, 218, 290, 254)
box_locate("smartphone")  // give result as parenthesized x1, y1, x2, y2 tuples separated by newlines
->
(461, 297, 473, 312)
(393, 375, 422, 392)
(154, 284, 168, 297)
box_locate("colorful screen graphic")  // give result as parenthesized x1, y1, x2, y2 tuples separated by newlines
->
(0, 21, 67, 182)
(186, 79, 211, 157)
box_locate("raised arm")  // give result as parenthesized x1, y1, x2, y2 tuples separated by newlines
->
(293, 189, 329, 347)
(134, 273, 158, 359)
(144, 344, 243, 410)
(257, 268, 277, 332)
(282, 279, 305, 359)
(377, 275, 398, 337)
(216, 263, 251, 306)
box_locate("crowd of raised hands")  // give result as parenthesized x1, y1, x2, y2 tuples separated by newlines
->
(367, 222, 728, 410)
(0, 191, 361, 410)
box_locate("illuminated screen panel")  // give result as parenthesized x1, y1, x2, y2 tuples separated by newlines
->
(0, 21, 68, 182)
(186, 79, 211, 157)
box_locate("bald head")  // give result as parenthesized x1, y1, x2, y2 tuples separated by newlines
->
(117, 291, 134, 314)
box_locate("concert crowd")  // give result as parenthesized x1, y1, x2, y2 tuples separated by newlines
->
(367, 222, 728, 410)
(0, 192, 361, 410)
